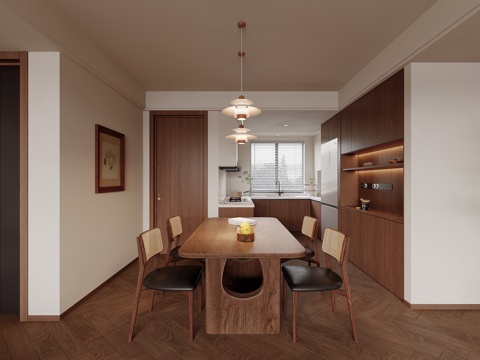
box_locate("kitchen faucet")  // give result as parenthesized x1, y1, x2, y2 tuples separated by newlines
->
(275, 180, 283, 196)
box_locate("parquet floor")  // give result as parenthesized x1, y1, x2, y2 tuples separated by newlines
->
(1, 243, 480, 359)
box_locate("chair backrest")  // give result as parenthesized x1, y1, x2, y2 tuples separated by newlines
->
(138, 228, 164, 265)
(167, 216, 183, 243)
(301, 216, 318, 242)
(321, 228, 348, 265)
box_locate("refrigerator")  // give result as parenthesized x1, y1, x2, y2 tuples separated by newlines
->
(320, 138, 339, 237)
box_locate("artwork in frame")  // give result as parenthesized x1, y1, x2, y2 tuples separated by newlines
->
(95, 124, 125, 193)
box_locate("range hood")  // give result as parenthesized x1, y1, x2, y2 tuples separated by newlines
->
(219, 165, 241, 172)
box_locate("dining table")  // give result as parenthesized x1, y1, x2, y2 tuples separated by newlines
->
(179, 217, 306, 334)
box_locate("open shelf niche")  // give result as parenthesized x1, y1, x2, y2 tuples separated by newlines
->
(340, 142, 404, 220)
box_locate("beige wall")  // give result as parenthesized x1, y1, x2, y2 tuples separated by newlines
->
(59, 54, 143, 313)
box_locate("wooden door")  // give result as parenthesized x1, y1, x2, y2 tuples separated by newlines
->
(151, 111, 207, 249)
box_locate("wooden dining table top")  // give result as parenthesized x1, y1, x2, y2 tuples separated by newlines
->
(179, 217, 306, 259)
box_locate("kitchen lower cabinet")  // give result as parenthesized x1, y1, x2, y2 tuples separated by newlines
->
(268, 200, 290, 230)
(218, 207, 254, 218)
(288, 200, 310, 231)
(253, 199, 310, 232)
(341, 207, 404, 299)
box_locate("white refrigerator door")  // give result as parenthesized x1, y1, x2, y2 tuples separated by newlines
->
(320, 138, 338, 207)
(321, 204, 338, 237)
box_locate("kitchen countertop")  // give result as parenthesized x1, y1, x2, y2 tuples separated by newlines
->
(218, 197, 255, 208)
(250, 194, 322, 202)
(219, 195, 322, 207)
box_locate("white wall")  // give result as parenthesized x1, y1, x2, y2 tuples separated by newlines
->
(58, 54, 144, 313)
(405, 63, 480, 305)
(28, 52, 61, 315)
(208, 111, 220, 217)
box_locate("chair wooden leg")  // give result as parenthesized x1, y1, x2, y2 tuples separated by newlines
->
(292, 291, 298, 343)
(149, 291, 155, 312)
(346, 291, 358, 343)
(330, 291, 337, 313)
(128, 294, 140, 341)
(189, 291, 194, 341)
(343, 279, 358, 343)
(197, 278, 203, 313)
(283, 277, 288, 314)
(128, 273, 144, 342)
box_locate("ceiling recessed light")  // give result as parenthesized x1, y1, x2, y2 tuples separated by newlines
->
(284, 124, 288, 127)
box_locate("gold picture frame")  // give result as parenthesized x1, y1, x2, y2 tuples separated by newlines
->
(95, 124, 125, 193)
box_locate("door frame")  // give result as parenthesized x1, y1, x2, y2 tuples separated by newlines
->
(0, 52, 28, 320)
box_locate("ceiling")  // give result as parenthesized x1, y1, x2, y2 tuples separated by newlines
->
(1, 0, 480, 135)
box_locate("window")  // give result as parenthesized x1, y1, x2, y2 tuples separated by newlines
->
(250, 141, 305, 193)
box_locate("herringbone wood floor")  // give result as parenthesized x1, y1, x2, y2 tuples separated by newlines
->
(2, 241, 480, 359)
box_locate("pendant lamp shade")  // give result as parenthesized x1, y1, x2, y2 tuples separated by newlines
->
(222, 96, 261, 121)
(226, 123, 257, 144)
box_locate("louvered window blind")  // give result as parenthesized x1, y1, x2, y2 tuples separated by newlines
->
(250, 141, 305, 193)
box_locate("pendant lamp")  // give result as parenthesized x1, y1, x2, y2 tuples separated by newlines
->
(223, 21, 260, 143)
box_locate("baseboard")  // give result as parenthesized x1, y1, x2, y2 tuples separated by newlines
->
(404, 299, 480, 310)
(27, 315, 61, 321)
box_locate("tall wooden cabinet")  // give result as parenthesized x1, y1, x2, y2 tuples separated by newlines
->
(331, 69, 405, 299)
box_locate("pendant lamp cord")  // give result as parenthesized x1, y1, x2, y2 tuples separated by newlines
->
(240, 25, 243, 96)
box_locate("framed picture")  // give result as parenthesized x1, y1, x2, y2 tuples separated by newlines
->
(95, 124, 125, 193)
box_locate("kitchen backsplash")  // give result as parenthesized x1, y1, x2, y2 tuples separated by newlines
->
(226, 170, 250, 194)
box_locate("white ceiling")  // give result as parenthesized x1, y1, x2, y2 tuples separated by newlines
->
(1, 0, 480, 135)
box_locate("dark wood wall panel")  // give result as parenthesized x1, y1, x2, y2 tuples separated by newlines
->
(0, 65, 20, 314)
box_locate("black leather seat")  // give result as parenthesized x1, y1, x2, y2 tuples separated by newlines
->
(169, 244, 182, 261)
(143, 265, 203, 291)
(282, 266, 342, 292)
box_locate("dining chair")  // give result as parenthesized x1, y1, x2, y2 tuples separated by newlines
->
(128, 227, 203, 342)
(167, 216, 204, 266)
(282, 227, 358, 343)
(166, 215, 186, 265)
(282, 216, 320, 266)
